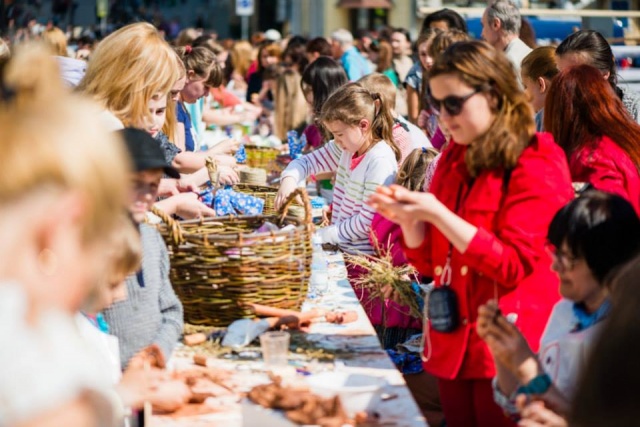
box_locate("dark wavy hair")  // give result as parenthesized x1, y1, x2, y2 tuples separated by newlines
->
(420, 8, 468, 35)
(300, 56, 348, 118)
(544, 64, 640, 169)
(547, 190, 640, 284)
(555, 30, 620, 98)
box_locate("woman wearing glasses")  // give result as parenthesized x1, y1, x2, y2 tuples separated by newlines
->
(477, 191, 640, 424)
(367, 40, 574, 427)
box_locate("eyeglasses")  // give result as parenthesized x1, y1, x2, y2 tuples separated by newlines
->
(544, 243, 578, 271)
(429, 87, 482, 117)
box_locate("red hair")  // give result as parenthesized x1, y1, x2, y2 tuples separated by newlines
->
(545, 64, 640, 168)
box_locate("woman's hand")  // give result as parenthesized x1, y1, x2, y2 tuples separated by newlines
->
(275, 176, 298, 211)
(477, 301, 539, 384)
(367, 185, 445, 226)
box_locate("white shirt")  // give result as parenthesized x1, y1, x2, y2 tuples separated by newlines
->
(0, 284, 115, 425)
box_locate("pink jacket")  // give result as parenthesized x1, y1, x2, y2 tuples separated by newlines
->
(354, 213, 422, 330)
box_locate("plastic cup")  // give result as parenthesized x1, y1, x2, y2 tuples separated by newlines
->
(259, 331, 290, 367)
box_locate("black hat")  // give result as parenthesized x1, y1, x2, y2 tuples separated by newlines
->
(118, 128, 180, 179)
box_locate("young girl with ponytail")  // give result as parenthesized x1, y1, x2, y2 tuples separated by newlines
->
(275, 82, 399, 255)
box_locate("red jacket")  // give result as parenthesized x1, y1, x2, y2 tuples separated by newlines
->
(403, 133, 574, 380)
(570, 135, 640, 216)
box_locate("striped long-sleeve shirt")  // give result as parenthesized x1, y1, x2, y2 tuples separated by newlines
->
(281, 140, 397, 254)
(103, 224, 183, 369)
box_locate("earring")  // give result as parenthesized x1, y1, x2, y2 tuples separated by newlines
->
(38, 248, 58, 277)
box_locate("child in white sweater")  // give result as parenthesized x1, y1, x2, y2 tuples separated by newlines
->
(276, 82, 400, 255)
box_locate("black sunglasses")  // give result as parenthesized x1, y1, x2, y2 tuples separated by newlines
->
(430, 87, 482, 117)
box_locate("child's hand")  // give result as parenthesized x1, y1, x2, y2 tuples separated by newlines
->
(128, 344, 166, 369)
(217, 165, 240, 186)
(275, 176, 299, 211)
(148, 379, 192, 414)
(171, 193, 217, 219)
(209, 139, 240, 155)
(117, 365, 170, 409)
(212, 154, 237, 167)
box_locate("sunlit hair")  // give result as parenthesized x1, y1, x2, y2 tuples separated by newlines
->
(174, 45, 222, 88)
(0, 44, 131, 244)
(162, 51, 186, 143)
(273, 69, 308, 140)
(107, 215, 142, 281)
(78, 23, 182, 128)
(320, 82, 400, 161)
(230, 40, 254, 79)
(427, 29, 469, 60)
(371, 40, 393, 74)
(429, 40, 534, 177)
(396, 147, 439, 191)
(257, 43, 282, 73)
(175, 28, 200, 47)
(544, 64, 640, 169)
(358, 72, 397, 112)
(41, 27, 68, 57)
(424, 29, 469, 111)
(416, 28, 441, 111)
(521, 45, 558, 82)
(555, 30, 618, 96)
(0, 38, 10, 66)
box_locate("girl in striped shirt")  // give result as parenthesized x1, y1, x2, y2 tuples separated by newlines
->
(276, 82, 400, 255)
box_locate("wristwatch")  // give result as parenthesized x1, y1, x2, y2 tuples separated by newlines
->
(516, 372, 552, 396)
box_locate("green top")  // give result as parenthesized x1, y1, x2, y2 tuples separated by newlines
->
(382, 68, 400, 87)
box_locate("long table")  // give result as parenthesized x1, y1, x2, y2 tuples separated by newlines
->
(154, 250, 428, 427)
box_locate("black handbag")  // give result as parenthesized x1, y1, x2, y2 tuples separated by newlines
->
(428, 284, 459, 333)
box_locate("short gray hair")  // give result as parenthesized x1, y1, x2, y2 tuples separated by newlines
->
(331, 29, 354, 46)
(486, 0, 522, 35)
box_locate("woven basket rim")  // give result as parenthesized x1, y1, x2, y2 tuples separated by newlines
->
(157, 214, 312, 242)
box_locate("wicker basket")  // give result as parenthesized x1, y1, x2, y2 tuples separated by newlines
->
(152, 188, 314, 326)
(244, 145, 280, 170)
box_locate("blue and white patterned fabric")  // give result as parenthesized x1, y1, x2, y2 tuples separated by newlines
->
(199, 184, 265, 216)
(235, 144, 247, 164)
(287, 130, 305, 159)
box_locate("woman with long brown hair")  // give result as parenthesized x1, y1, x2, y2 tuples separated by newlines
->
(545, 64, 640, 215)
(368, 40, 574, 427)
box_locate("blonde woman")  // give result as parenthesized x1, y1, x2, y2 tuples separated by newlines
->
(228, 40, 254, 98)
(78, 22, 182, 130)
(273, 68, 308, 141)
(0, 44, 140, 427)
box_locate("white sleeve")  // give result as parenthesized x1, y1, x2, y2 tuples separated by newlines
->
(280, 140, 342, 184)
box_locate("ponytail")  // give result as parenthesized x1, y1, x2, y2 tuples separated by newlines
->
(320, 82, 400, 161)
(369, 91, 400, 161)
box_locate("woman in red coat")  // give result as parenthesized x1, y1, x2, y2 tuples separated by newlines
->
(545, 64, 640, 216)
(368, 41, 574, 427)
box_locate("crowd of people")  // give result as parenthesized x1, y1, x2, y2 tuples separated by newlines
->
(1, 0, 640, 426)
